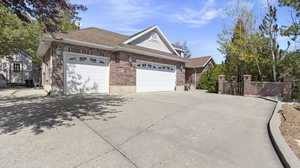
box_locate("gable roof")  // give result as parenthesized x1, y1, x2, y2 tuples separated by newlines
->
(39, 26, 187, 62)
(122, 26, 180, 56)
(186, 56, 214, 68)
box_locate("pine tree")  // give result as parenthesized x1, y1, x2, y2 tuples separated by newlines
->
(259, 2, 280, 82)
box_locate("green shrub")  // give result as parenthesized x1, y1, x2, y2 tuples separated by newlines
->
(197, 65, 225, 93)
(197, 73, 209, 90)
(292, 93, 300, 100)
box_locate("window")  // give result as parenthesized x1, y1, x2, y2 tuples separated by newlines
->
(79, 57, 87, 62)
(90, 58, 97, 63)
(13, 63, 21, 72)
(69, 57, 76, 61)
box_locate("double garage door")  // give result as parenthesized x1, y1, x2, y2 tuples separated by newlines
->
(64, 53, 176, 94)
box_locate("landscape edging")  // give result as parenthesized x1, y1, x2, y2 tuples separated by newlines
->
(263, 97, 300, 168)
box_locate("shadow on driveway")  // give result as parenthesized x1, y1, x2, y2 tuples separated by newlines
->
(0, 94, 128, 135)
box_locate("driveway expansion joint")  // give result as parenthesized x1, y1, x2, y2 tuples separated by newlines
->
(119, 102, 196, 147)
(72, 149, 116, 168)
(75, 116, 140, 168)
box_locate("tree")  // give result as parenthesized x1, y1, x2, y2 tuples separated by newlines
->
(174, 42, 192, 58)
(278, 0, 300, 42)
(0, 3, 79, 73)
(1, 0, 86, 32)
(280, 51, 300, 79)
(198, 64, 225, 93)
(0, 4, 43, 56)
(259, 2, 280, 81)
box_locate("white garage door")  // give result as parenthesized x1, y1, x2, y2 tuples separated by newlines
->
(64, 53, 109, 94)
(136, 60, 176, 92)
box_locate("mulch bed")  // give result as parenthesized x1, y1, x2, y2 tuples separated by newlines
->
(280, 103, 300, 160)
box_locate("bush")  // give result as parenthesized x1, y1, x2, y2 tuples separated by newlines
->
(198, 73, 209, 90)
(197, 65, 225, 93)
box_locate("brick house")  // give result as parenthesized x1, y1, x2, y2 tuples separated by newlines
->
(185, 56, 215, 90)
(37, 26, 188, 94)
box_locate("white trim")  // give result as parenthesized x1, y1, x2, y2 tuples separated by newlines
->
(156, 26, 180, 56)
(115, 46, 187, 62)
(123, 26, 156, 44)
(202, 57, 213, 68)
(60, 38, 114, 51)
(123, 26, 180, 56)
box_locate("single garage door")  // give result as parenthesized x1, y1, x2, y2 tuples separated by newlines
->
(136, 60, 176, 92)
(64, 53, 109, 94)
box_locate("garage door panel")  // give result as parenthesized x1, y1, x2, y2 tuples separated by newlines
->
(136, 61, 176, 92)
(64, 54, 109, 94)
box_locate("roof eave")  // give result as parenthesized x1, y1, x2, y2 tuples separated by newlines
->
(115, 46, 188, 63)
(37, 34, 53, 57)
(39, 35, 188, 63)
(185, 65, 204, 69)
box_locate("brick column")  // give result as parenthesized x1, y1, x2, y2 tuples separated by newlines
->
(283, 76, 292, 99)
(218, 75, 225, 94)
(243, 75, 252, 96)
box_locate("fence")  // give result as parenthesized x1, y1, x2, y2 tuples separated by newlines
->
(218, 75, 293, 100)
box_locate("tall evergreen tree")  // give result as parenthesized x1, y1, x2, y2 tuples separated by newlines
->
(259, 2, 280, 81)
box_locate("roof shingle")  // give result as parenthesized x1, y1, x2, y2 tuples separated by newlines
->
(185, 56, 212, 68)
(55, 27, 129, 47)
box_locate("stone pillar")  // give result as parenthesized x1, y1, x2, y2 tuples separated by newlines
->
(218, 75, 225, 94)
(243, 75, 252, 96)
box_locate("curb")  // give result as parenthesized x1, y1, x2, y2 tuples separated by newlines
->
(263, 97, 300, 168)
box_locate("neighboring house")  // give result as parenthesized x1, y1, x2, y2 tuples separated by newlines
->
(185, 56, 215, 90)
(37, 26, 188, 95)
(0, 50, 33, 87)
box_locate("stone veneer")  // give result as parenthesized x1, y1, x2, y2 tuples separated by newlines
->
(43, 42, 186, 94)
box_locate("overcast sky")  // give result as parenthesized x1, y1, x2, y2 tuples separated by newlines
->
(71, 0, 293, 63)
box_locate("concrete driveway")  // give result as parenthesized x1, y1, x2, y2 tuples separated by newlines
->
(0, 89, 282, 168)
